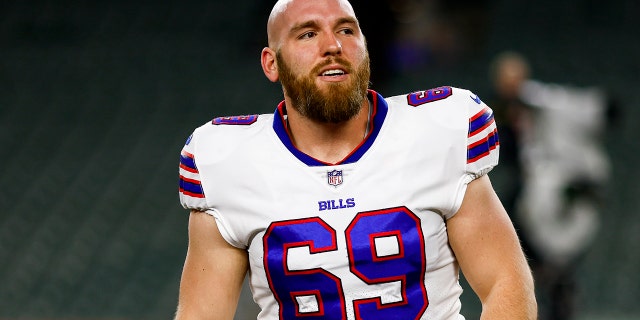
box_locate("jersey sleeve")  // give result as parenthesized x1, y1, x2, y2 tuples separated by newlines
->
(176, 122, 260, 249)
(464, 92, 500, 180)
(178, 133, 208, 210)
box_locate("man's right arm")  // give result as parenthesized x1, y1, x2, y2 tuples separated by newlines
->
(175, 210, 249, 320)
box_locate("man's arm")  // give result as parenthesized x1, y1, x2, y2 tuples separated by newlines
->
(175, 210, 249, 320)
(447, 175, 537, 319)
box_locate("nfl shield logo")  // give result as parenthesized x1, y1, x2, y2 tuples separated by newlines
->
(327, 170, 343, 187)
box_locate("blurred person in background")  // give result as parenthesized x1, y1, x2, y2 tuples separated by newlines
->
(489, 51, 614, 320)
(486, 51, 534, 233)
(174, 0, 536, 319)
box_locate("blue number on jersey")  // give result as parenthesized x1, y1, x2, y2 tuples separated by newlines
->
(347, 207, 428, 319)
(263, 207, 428, 319)
(212, 114, 258, 125)
(407, 86, 452, 107)
(264, 217, 346, 319)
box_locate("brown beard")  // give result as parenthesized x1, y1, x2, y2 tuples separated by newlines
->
(276, 50, 371, 123)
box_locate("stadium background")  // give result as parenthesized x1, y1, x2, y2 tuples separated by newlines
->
(0, 0, 638, 319)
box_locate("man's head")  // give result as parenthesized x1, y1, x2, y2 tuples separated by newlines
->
(261, 0, 371, 123)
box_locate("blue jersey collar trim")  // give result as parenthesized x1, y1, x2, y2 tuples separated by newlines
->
(272, 90, 388, 166)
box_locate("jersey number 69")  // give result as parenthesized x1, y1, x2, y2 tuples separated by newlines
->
(263, 207, 429, 319)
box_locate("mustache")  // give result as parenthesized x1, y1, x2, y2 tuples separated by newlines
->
(311, 57, 354, 75)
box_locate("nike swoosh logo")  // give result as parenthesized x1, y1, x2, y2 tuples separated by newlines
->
(470, 94, 482, 104)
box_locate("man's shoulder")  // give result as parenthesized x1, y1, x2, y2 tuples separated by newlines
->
(383, 86, 475, 109)
(184, 112, 275, 157)
(381, 86, 481, 125)
(379, 86, 495, 152)
(191, 112, 273, 136)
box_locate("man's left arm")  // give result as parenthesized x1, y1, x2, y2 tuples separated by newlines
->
(447, 175, 537, 319)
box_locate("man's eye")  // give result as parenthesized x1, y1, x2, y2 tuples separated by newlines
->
(299, 32, 316, 39)
(339, 28, 354, 35)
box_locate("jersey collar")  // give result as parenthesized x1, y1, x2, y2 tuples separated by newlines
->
(272, 90, 388, 166)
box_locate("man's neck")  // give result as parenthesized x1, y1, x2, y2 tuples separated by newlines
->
(285, 98, 371, 164)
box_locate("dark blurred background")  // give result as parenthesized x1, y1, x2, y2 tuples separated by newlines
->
(0, 0, 638, 319)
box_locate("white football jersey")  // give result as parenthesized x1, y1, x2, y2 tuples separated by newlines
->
(179, 87, 499, 320)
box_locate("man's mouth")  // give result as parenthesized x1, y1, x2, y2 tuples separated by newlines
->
(321, 69, 346, 77)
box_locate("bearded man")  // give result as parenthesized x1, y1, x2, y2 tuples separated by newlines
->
(175, 0, 537, 319)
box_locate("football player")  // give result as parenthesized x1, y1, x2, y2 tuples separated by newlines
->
(175, 0, 537, 319)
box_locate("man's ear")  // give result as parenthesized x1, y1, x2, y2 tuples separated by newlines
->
(261, 47, 279, 83)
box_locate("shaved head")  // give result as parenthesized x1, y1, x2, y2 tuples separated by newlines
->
(267, 0, 357, 48)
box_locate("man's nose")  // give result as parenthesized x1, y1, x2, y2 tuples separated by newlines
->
(322, 34, 342, 56)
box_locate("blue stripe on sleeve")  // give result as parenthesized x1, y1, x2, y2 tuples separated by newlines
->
(180, 154, 197, 171)
(468, 109, 494, 137)
(179, 177, 204, 197)
(467, 131, 499, 163)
